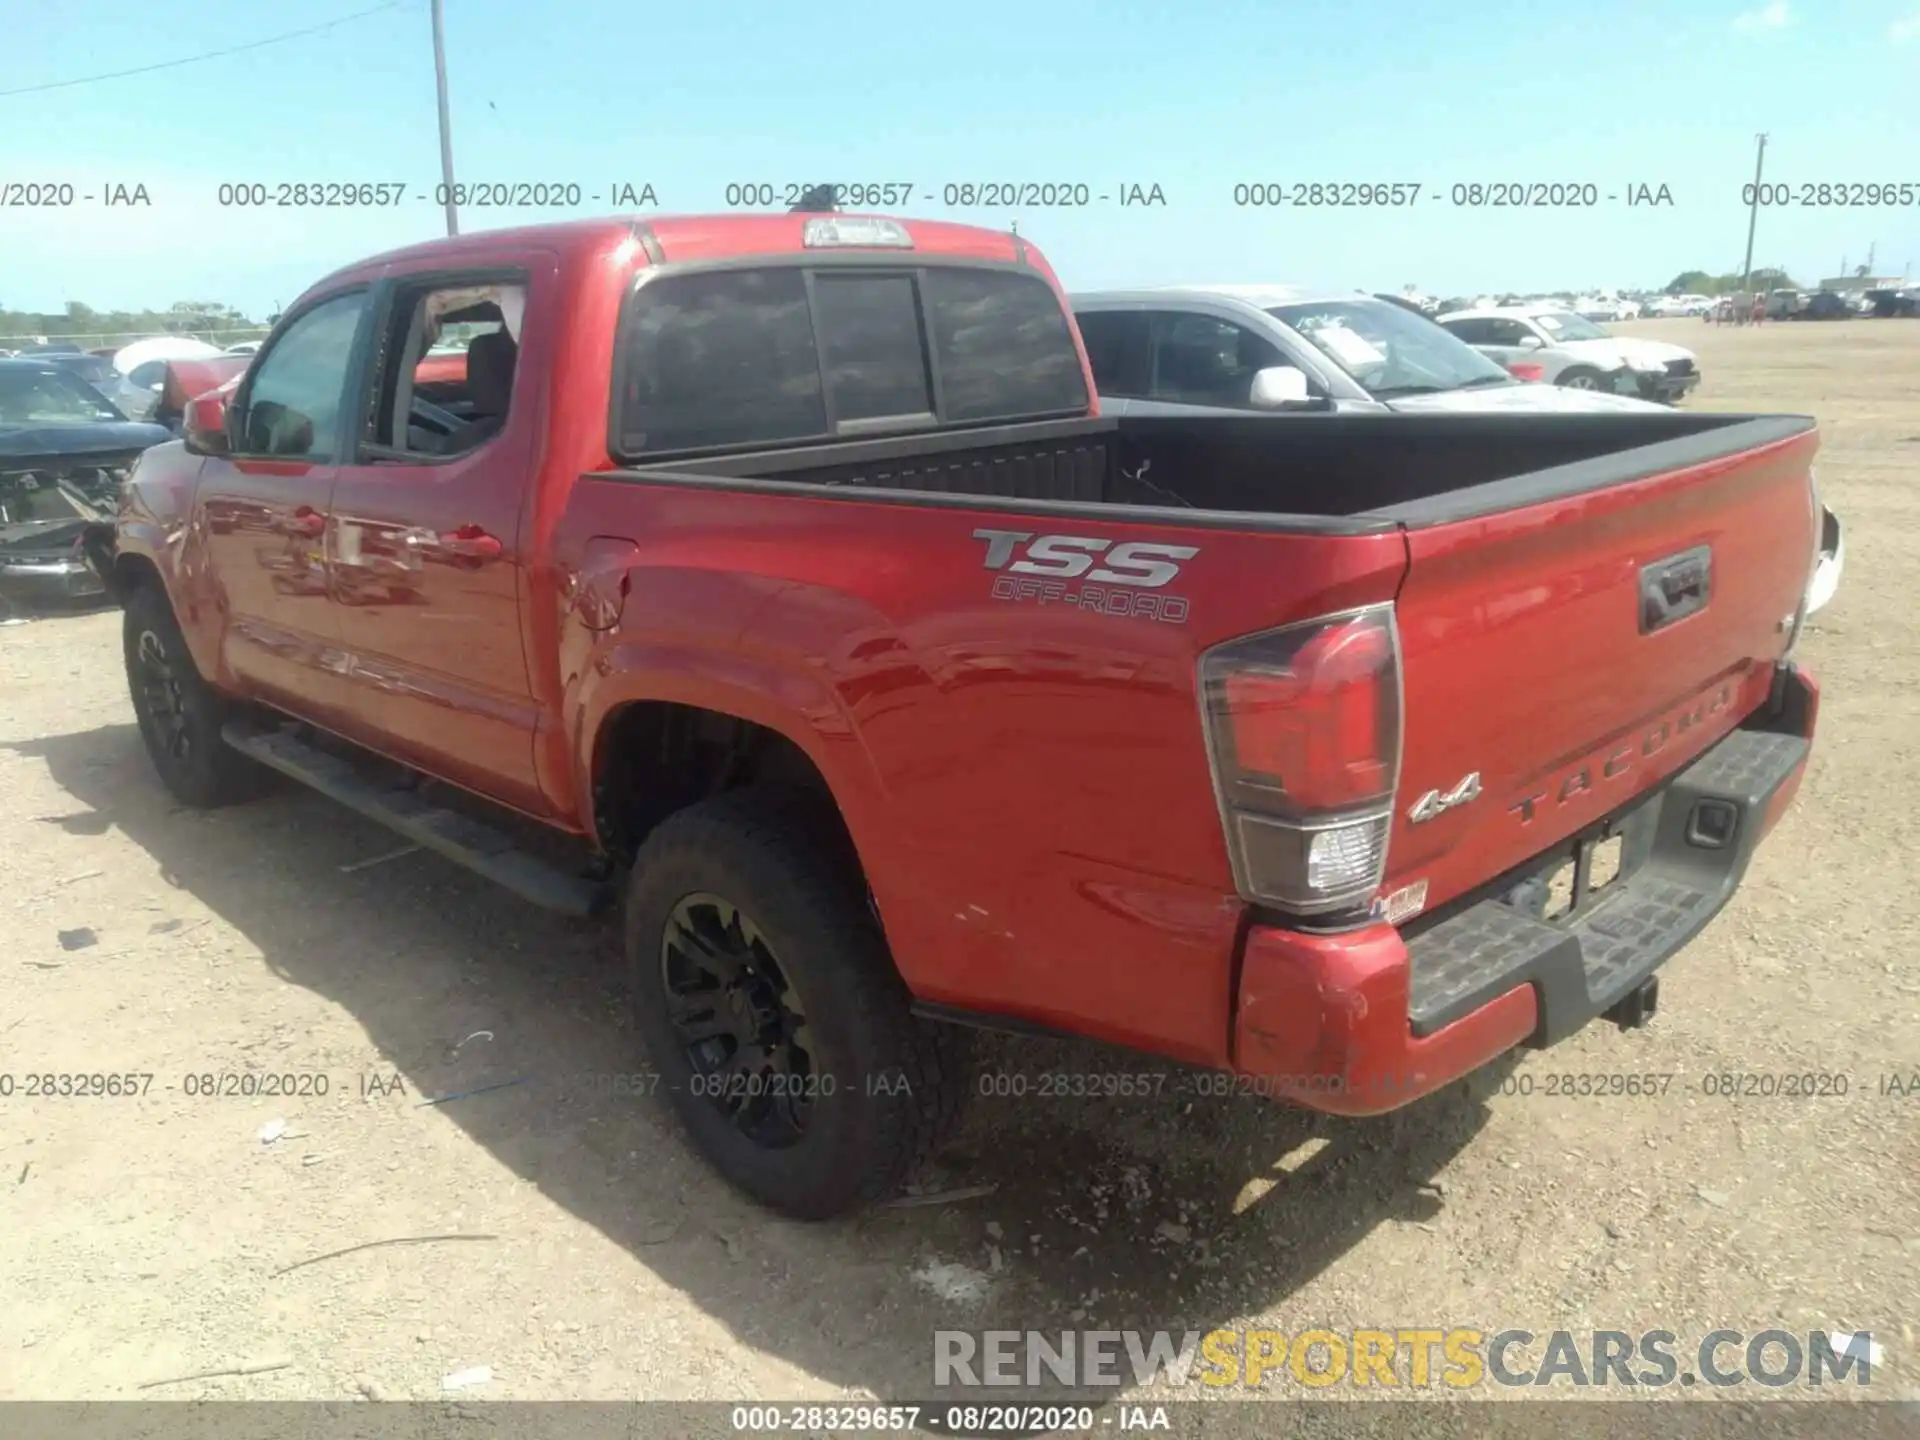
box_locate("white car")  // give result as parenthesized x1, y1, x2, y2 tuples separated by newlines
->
(224, 340, 262, 355)
(1435, 306, 1700, 403)
(1070, 286, 1669, 417)
(109, 336, 225, 395)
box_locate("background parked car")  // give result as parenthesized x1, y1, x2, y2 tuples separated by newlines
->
(0, 359, 170, 612)
(1866, 288, 1920, 318)
(1765, 289, 1806, 320)
(149, 355, 250, 434)
(1070, 286, 1666, 417)
(110, 336, 224, 391)
(1436, 310, 1634, 392)
(1798, 291, 1853, 321)
(1439, 305, 1698, 403)
(24, 351, 155, 421)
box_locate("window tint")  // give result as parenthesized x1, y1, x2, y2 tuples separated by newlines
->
(811, 273, 932, 422)
(921, 268, 1087, 422)
(242, 292, 368, 459)
(1440, 317, 1490, 344)
(1075, 310, 1152, 396)
(613, 264, 1086, 456)
(617, 269, 826, 454)
(1150, 314, 1284, 408)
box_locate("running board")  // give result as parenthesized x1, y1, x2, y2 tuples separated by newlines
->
(222, 722, 612, 919)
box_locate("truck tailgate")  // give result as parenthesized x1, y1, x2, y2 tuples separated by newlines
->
(1383, 420, 1818, 913)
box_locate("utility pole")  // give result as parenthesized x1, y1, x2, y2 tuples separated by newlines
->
(431, 0, 458, 236)
(1739, 133, 1767, 296)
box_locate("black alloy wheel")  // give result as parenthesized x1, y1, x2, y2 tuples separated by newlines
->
(661, 892, 816, 1148)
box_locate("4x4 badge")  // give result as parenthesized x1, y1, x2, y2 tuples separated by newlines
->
(1408, 772, 1482, 824)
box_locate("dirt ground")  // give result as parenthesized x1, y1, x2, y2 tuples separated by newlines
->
(2, 316, 1917, 1409)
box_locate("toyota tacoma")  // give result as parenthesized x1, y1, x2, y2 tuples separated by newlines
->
(91, 213, 1832, 1218)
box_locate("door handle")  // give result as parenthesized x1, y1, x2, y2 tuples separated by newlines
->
(406, 524, 503, 561)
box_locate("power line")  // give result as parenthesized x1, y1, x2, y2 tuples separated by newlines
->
(0, 1, 406, 99)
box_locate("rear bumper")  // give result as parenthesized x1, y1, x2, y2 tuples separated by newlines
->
(1231, 664, 1818, 1116)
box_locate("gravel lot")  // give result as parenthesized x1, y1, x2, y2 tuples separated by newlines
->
(2, 316, 1916, 1410)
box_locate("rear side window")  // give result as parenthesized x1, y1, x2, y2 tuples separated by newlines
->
(613, 264, 1086, 457)
(921, 267, 1086, 422)
(618, 269, 826, 454)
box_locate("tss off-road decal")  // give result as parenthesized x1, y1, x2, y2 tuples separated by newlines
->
(972, 528, 1198, 624)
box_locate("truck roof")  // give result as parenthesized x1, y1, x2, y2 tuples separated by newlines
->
(299, 213, 1038, 305)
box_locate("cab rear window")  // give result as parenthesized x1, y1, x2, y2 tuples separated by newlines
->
(611, 264, 1087, 458)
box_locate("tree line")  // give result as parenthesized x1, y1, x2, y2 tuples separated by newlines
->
(1661, 269, 1802, 296)
(0, 299, 263, 342)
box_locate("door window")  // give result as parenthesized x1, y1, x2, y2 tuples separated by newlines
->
(240, 292, 370, 460)
(1439, 317, 1493, 344)
(363, 280, 528, 458)
(1149, 313, 1285, 408)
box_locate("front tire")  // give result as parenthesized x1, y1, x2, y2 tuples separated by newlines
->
(123, 583, 263, 808)
(624, 788, 965, 1219)
(1557, 366, 1606, 391)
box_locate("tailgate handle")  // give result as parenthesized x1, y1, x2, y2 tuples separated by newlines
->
(1640, 546, 1712, 633)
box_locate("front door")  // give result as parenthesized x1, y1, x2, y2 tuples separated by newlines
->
(324, 268, 547, 815)
(197, 288, 373, 727)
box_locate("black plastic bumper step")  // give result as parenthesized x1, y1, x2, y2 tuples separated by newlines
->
(223, 722, 611, 919)
(1404, 724, 1809, 1046)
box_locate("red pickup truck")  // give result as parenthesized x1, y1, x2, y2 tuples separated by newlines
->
(95, 213, 1826, 1218)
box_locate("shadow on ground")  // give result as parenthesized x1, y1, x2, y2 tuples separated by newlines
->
(8, 721, 1505, 1400)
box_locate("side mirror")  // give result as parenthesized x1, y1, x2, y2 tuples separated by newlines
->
(1247, 365, 1314, 411)
(1516, 334, 1546, 350)
(183, 391, 231, 456)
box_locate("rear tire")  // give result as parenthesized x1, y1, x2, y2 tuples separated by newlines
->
(624, 787, 965, 1219)
(123, 583, 264, 808)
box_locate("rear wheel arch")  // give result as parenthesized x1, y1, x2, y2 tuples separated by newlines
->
(589, 699, 870, 899)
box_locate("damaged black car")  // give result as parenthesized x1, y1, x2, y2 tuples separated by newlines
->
(1, 358, 170, 615)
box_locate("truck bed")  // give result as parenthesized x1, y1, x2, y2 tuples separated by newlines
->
(619, 411, 1811, 529)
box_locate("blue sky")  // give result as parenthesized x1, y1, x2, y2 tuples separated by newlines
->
(2, 0, 1916, 317)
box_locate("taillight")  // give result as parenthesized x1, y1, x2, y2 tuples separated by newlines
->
(1506, 362, 1546, 382)
(1199, 606, 1401, 914)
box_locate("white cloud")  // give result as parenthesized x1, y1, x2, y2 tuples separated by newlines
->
(1733, 0, 1790, 31)
(1891, 8, 1920, 41)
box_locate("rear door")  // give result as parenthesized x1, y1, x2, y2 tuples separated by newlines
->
(1381, 422, 1819, 911)
(199, 287, 373, 723)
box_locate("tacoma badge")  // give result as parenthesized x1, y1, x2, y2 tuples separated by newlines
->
(1408, 772, 1482, 824)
